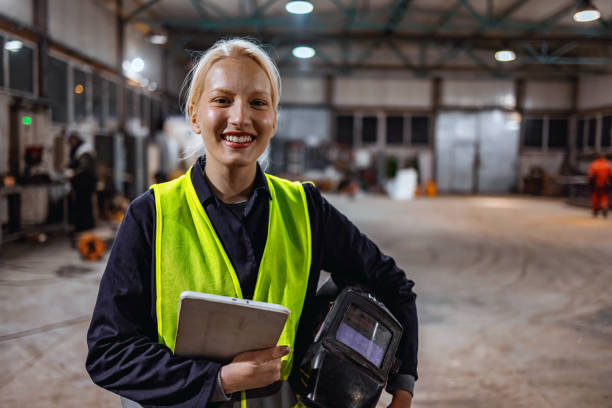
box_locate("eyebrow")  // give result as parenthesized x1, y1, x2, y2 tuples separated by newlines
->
(208, 88, 271, 97)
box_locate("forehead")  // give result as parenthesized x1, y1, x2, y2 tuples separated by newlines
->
(203, 56, 271, 94)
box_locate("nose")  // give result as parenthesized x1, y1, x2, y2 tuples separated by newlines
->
(228, 99, 251, 128)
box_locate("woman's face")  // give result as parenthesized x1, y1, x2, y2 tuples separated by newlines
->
(191, 56, 276, 170)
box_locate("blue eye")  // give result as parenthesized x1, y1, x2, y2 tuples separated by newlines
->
(214, 97, 230, 104)
(251, 100, 267, 107)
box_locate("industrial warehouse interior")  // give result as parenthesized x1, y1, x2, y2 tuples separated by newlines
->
(1, 0, 611, 407)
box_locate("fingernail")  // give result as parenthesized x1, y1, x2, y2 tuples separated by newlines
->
(279, 345, 290, 355)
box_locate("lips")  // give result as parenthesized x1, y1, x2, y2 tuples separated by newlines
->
(221, 131, 255, 148)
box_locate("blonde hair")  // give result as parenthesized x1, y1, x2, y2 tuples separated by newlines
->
(183, 38, 281, 123)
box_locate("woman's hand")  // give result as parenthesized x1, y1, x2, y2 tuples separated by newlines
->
(387, 389, 413, 408)
(219, 345, 290, 394)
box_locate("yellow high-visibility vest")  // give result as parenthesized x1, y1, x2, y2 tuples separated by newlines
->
(151, 166, 311, 382)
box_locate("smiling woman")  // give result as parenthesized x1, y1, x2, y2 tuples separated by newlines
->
(190, 57, 276, 195)
(86, 38, 418, 408)
(183, 39, 281, 199)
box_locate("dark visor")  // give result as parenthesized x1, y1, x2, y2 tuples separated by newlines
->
(335, 304, 392, 367)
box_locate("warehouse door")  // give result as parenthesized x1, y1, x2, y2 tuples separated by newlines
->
(436, 111, 519, 193)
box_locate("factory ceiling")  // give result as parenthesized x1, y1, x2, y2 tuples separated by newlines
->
(119, 0, 612, 77)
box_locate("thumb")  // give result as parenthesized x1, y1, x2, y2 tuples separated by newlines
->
(255, 345, 290, 363)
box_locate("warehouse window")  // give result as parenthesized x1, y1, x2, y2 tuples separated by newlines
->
(46, 55, 68, 123)
(386, 116, 403, 145)
(73, 68, 89, 122)
(126, 87, 138, 119)
(92, 73, 103, 125)
(523, 118, 543, 147)
(336, 115, 354, 146)
(0, 36, 4, 87)
(9, 43, 34, 93)
(587, 118, 596, 148)
(602, 116, 611, 148)
(151, 99, 162, 130)
(576, 119, 585, 149)
(107, 80, 118, 118)
(140, 93, 149, 127)
(548, 119, 568, 149)
(362, 116, 378, 144)
(411, 116, 430, 145)
(602, 116, 611, 149)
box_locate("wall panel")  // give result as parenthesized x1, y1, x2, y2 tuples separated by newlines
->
(442, 79, 515, 108)
(0, 0, 32, 25)
(282, 77, 326, 105)
(333, 78, 431, 108)
(276, 107, 330, 144)
(524, 81, 573, 111)
(49, 0, 117, 67)
(578, 75, 612, 110)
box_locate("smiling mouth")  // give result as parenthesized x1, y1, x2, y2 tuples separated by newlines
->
(221, 133, 255, 144)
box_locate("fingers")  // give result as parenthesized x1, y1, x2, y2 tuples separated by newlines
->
(252, 345, 290, 363)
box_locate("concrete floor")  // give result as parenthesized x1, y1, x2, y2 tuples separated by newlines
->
(1, 195, 611, 408)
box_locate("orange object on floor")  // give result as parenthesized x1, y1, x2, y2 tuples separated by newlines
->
(78, 233, 107, 261)
(426, 180, 437, 197)
(588, 156, 611, 215)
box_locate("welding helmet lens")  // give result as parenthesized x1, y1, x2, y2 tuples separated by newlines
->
(335, 304, 392, 367)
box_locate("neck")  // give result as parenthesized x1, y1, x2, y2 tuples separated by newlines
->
(204, 158, 258, 203)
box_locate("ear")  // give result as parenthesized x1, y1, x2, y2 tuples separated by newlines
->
(189, 104, 201, 135)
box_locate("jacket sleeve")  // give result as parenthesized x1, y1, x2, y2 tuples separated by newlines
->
(85, 190, 221, 407)
(303, 184, 418, 386)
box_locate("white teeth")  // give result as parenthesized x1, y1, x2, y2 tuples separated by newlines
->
(225, 135, 252, 143)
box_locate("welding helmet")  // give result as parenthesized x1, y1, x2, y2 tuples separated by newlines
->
(293, 286, 403, 408)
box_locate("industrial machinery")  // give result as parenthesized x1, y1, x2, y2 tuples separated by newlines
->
(294, 287, 403, 408)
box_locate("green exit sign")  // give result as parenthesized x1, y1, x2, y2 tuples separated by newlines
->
(22, 116, 32, 125)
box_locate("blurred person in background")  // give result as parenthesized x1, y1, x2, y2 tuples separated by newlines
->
(66, 132, 97, 232)
(587, 152, 612, 218)
(86, 38, 417, 408)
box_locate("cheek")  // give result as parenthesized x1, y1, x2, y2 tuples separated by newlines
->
(204, 109, 216, 125)
(200, 107, 224, 131)
(257, 112, 276, 132)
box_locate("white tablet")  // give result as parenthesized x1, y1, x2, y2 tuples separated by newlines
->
(173, 291, 290, 361)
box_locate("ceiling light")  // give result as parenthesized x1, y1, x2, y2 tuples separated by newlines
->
(286, 1, 313, 14)
(292, 46, 315, 59)
(495, 50, 516, 62)
(149, 34, 167, 45)
(131, 58, 145, 73)
(573, 0, 600, 22)
(5, 40, 23, 52)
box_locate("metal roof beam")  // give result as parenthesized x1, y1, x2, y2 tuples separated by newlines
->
(198, 0, 230, 19)
(436, 0, 463, 31)
(458, 0, 488, 26)
(174, 30, 612, 46)
(328, 0, 351, 17)
(497, 0, 531, 20)
(277, 61, 610, 75)
(354, 39, 383, 65)
(188, 0, 209, 19)
(153, 10, 610, 37)
(252, 0, 280, 17)
(382, 0, 414, 35)
(527, 2, 577, 33)
(125, 0, 163, 21)
(464, 46, 496, 72)
(433, 43, 463, 68)
(386, 39, 415, 69)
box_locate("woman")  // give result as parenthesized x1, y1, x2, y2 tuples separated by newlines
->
(86, 38, 417, 408)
